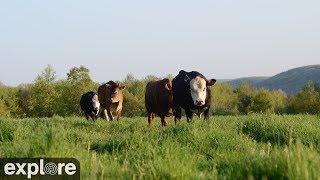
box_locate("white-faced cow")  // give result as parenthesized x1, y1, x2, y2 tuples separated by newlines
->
(172, 70, 216, 123)
(80, 91, 100, 122)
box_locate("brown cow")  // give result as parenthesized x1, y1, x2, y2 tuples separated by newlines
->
(98, 81, 125, 121)
(145, 78, 173, 126)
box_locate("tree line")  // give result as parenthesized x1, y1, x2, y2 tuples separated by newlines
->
(0, 65, 320, 118)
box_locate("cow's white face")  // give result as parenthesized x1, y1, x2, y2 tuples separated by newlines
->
(190, 76, 207, 106)
(92, 95, 100, 115)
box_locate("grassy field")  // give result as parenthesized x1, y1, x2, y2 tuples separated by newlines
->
(1, 115, 320, 179)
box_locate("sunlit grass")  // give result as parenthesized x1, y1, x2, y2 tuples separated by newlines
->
(0, 115, 319, 179)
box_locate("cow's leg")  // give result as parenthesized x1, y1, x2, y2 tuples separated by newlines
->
(107, 109, 114, 121)
(116, 111, 122, 121)
(148, 112, 155, 126)
(197, 111, 202, 118)
(100, 108, 105, 119)
(204, 106, 211, 120)
(90, 113, 96, 122)
(151, 113, 155, 121)
(103, 109, 110, 121)
(174, 107, 182, 124)
(161, 116, 168, 127)
(185, 109, 193, 123)
(100, 108, 104, 119)
(85, 113, 90, 121)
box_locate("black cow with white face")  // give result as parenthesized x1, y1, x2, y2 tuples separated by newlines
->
(172, 70, 216, 123)
(80, 91, 100, 122)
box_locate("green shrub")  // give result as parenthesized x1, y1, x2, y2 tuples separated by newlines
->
(288, 82, 320, 114)
(211, 83, 238, 115)
(1, 65, 319, 118)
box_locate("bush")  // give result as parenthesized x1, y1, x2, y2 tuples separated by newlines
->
(251, 89, 275, 113)
(122, 89, 146, 117)
(27, 65, 60, 117)
(272, 90, 287, 114)
(1, 65, 319, 118)
(235, 84, 255, 114)
(288, 82, 320, 114)
(55, 66, 98, 116)
(0, 99, 9, 117)
(0, 85, 20, 117)
(235, 84, 287, 114)
(211, 83, 238, 115)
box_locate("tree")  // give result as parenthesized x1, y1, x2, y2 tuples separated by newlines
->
(67, 66, 91, 83)
(211, 83, 238, 115)
(16, 85, 32, 117)
(28, 65, 59, 117)
(36, 65, 56, 83)
(0, 85, 20, 117)
(124, 74, 136, 84)
(235, 84, 255, 114)
(289, 82, 320, 114)
(0, 99, 9, 117)
(143, 75, 159, 83)
(57, 66, 97, 116)
(121, 74, 146, 116)
(251, 89, 275, 113)
(122, 91, 146, 117)
(272, 90, 287, 114)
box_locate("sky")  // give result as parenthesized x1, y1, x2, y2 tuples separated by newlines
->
(0, 0, 319, 86)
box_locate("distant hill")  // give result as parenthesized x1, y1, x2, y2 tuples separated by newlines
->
(217, 79, 232, 83)
(228, 76, 269, 86)
(255, 65, 320, 94)
(225, 65, 320, 94)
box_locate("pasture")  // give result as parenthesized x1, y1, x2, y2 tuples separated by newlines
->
(0, 115, 320, 179)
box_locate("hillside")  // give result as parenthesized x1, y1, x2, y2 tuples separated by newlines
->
(225, 65, 320, 94)
(255, 65, 320, 94)
(228, 76, 269, 86)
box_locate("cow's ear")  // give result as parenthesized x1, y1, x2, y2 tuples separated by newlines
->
(184, 75, 190, 82)
(207, 79, 216, 86)
(165, 83, 172, 91)
(120, 85, 126, 90)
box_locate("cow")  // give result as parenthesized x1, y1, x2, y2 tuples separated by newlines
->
(172, 70, 216, 123)
(145, 78, 173, 126)
(98, 81, 125, 121)
(80, 91, 100, 122)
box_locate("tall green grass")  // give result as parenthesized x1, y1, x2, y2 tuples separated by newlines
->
(0, 115, 319, 179)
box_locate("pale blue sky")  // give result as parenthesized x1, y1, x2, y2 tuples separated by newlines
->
(0, 0, 319, 85)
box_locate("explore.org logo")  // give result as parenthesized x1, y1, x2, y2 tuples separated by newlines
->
(0, 158, 80, 180)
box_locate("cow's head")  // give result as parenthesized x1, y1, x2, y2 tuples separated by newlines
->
(188, 76, 216, 106)
(163, 78, 172, 91)
(92, 94, 100, 115)
(106, 81, 125, 103)
(161, 78, 174, 114)
(163, 78, 173, 100)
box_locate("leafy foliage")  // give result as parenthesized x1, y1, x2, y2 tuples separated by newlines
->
(211, 83, 238, 115)
(288, 81, 320, 114)
(57, 66, 98, 116)
(0, 65, 319, 118)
